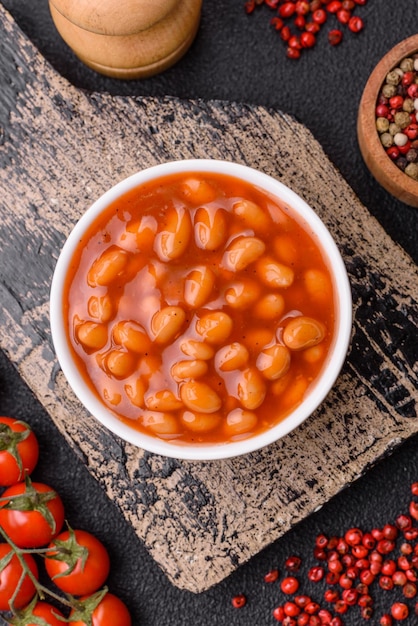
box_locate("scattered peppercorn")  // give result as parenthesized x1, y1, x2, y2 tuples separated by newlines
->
(264, 568, 280, 583)
(231, 593, 247, 608)
(391, 601, 409, 620)
(328, 28, 343, 46)
(244, 0, 367, 58)
(375, 53, 418, 180)
(231, 480, 418, 623)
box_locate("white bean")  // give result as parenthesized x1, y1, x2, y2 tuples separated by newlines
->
(232, 199, 270, 232)
(283, 316, 326, 351)
(171, 359, 208, 380)
(256, 256, 294, 288)
(180, 410, 221, 433)
(223, 408, 258, 437)
(252, 293, 285, 320)
(195, 311, 233, 344)
(151, 306, 186, 344)
(87, 294, 114, 323)
(179, 339, 214, 360)
(194, 207, 227, 250)
(236, 367, 266, 409)
(180, 381, 222, 413)
(256, 344, 291, 380)
(224, 280, 260, 309)
(144, 389, 183, 411)
(222, 236, 266, 272)
(154, 207, 192, 261)
(87, 246, 129, 287)
(184, 266, 215, 308)
(215, 342, 249, 372)
(141, 411, 180, 435)
(76, 321, 108, 351)
(112, 321, 151, 353)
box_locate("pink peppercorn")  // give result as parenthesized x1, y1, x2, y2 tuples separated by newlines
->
(284, 601, 301, 617)
(328, 29, 343, 45)
(308, 566, 325, 582)
(294, 14, 306, 29)
(398, 141, 412, 155)
(376, 104, 389, 117)
(407, 84, 418, 98)
(387, 146, 400, 160)
(279, 2, 296, 17)
(280, 25, 291, 41)
(336, 8, 351, 24)
(273, 606, 285, 621)
(312, 8, 327, 23)
(326, 0, 342, 13)
(295, 0, 310, 14)
(300, 31, 316, 47)
(389, 95, 404, 110)
(270, 16, 284, 30)
(402, 71, 415, 86)
(305, 22, 320, 33)
(410, 501, 418, 520)
(348, 15, 364, 31)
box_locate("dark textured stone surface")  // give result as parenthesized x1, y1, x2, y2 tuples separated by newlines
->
(1, 2, 418, 593)
(0, 1, 417, 623)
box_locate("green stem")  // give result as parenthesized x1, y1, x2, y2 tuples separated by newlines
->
(0, 526, 74, 610)
(10, 569, 27, 612)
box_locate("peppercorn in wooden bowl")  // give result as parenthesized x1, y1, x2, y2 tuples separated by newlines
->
(357, 35, 418, 208)
(50, 160, 352, 460)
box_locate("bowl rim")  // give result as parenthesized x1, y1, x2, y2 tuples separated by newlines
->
(50, 159, 352, 460)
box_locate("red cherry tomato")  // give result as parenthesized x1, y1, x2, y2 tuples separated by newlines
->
(0, 480, 65, 548)
(0, 543, 38, 611)
(70, 593, 132, 626)
(0, 416, 39, 486)
(32, 602, 65, 625)
(45, 529, 111, 595)
(6, 600, 66, 626)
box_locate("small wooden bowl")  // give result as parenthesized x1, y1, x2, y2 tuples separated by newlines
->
(357, 35, 418, 208)
(49, 0, 202, 79)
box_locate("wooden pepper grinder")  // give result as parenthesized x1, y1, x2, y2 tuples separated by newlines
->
(49, 0, 202, 79)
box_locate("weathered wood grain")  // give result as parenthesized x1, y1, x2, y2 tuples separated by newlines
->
(0, 6, 417, 592)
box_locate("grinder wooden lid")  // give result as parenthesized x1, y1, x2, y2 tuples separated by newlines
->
(49, 0, 202, 79)
(49, 0, 182, 36)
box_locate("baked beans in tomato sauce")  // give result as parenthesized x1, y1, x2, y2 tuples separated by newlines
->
(64, 172, 335, 444)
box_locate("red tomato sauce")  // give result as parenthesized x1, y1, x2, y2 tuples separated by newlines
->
(63, 172, 336, 444)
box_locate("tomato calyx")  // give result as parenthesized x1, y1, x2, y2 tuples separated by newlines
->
(7, 595, 67, 626)
(0, 476, 60, 536)
(46, 526, 90, 579)
(69, 588, 109, 626)
(0, 421, 32, 476)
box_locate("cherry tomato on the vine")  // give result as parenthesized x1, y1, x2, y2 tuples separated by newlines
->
(70, 592, 132, 626)
(0, 480, 65, 548)
(6, 599, 66, 626)
(30, 601, 66, 626)
(45, 528, 111, 595)
(0, 543, 38, 611)
(0, 416, 39, 486)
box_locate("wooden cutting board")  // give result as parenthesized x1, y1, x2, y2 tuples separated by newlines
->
(0, 6, 417, 593)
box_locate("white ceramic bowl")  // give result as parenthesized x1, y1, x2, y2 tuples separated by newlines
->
(50, 160, 352, 460)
